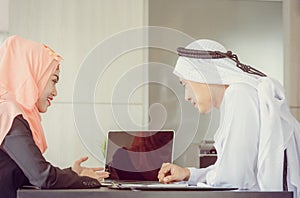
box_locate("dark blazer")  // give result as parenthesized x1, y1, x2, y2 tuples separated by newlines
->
(0, 115, 100, 198)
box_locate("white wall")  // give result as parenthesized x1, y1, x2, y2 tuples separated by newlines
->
(149, 0, 283, 82)
(0, 0, 9, 44)
(0, 32, 8, 44)
(283, 0, 300, 120)
(9, 0, 147, 168)
(0, 0, 9, 32)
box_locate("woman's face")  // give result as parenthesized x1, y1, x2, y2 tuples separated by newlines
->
(180, 79, 227, 114)
(36, 69, 60, 113)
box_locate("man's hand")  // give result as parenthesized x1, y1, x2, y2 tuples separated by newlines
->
(157, 163, 190, 183)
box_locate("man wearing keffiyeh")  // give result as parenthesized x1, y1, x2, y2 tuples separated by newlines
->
(158, 39, 300, 198)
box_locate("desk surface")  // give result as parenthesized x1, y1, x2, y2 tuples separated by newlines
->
(17, 187, 293, 198)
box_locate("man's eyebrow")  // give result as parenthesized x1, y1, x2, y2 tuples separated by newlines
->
(53, 74, 59, 82)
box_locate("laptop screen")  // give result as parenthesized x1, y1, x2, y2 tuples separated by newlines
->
(105, 130, 174, 181)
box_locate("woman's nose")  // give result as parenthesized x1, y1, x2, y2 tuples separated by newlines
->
(52, 87, 58, 97)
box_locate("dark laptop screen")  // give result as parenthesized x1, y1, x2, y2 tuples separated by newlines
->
(105, 131, 174, 181)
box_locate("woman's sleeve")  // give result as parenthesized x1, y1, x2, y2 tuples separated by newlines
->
(1, 115, 101, 189)
(205, 86, 260, 189)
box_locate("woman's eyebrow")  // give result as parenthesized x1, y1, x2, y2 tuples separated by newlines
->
(53, 74, 59, 82)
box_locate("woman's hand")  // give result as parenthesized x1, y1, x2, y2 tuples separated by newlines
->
(157, 163, 190, 183)
(72, 156, 109, 181)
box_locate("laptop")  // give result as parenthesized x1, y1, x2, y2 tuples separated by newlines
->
(103, 130, 175, 185)
(102, 130, 238, 191)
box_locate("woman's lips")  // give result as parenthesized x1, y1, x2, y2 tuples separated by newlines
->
(47, 97, 53, 106)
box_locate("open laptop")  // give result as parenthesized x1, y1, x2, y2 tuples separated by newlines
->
(102, 130, 238, 191)
(103, 130, 175, 185)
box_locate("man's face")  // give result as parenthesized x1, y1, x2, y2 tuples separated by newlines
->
(180, 79, 213, 114)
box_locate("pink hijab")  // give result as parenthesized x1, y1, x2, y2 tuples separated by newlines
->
(0, 35, 62, 153)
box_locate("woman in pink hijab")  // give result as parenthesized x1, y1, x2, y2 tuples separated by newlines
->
(0, 35, 109, 198)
